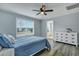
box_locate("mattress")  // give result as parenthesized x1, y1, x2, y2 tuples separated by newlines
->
(13, 36, 51, 56)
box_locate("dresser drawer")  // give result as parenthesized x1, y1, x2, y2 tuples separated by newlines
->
(70, 33, 77, 37)
(64, 39, 70, 43)
(70, 37, 77, 41)
(55, 32, 65, 36)
(70, 40, 77, 45)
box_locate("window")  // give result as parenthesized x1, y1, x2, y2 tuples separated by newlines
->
(16, 17, 34, 36)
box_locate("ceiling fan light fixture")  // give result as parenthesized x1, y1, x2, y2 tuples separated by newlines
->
(41, 12, 44, 15)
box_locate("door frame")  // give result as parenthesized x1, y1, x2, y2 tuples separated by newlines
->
(46, 20, 54, 39)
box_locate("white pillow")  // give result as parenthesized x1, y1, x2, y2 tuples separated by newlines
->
(3, 34, 15, 44)
(0, 46, 2, 51)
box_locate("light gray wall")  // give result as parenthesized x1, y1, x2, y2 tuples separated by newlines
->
(40, 20, 47, 37)
(54, 12, 79, 33)
(0, 10, 16, 37)
(40, 12, 79, 37)
(34, 20, 41, 36)
(0, 10, 41, 37)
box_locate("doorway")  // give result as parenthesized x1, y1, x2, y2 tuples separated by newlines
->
(47, 20, 54, 39)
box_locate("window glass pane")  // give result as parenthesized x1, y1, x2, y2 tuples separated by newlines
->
(16, 18, 34, 36)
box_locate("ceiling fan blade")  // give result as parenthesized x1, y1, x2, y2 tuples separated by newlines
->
(33, 10, 40, 12)
(36, 13, 40, 15)
(44, 13, 47, 15)
(45, 10, 53, 12)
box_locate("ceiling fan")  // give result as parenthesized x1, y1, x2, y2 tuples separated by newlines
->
(33, 4, 54, 15)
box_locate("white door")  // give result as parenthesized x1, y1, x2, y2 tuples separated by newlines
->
(47, 21, 53, 39)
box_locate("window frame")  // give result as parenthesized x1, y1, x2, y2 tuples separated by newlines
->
(16, 17, 34, 36)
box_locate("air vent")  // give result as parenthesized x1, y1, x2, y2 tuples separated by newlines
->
(66, 3, 79, 10)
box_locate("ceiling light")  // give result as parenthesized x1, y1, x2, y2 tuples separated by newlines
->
(41, 12, 44, 15)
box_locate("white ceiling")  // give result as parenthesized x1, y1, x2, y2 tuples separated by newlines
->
(0, 3, 79, 20)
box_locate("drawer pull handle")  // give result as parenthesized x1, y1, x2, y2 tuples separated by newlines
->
(61, 34, 63, 35)
(65, 40, 68, 42)
(72, 35, 74, 36)
(61, 37, 63, 38)
(72, 38, 74, 39)
(72, 41, 74, 43)
(66, 34, 68, 35)
(65, 37, 68, 39)
(61, 39, 63, 41)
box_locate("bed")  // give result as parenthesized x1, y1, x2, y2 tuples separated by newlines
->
(13, 36, 51, 56)
(0, 33, 51, 56)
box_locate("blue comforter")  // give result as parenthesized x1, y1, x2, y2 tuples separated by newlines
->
(13, 36, 51, 56)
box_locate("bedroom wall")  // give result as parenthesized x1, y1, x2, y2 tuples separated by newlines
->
(54, 12, 79, 33)
(40, 12, 79, 38)
(0, 10, 41, 37)
(0, 10, 16, 37)
(40, 20, 47, 37)
(34, 20, 41, 36)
